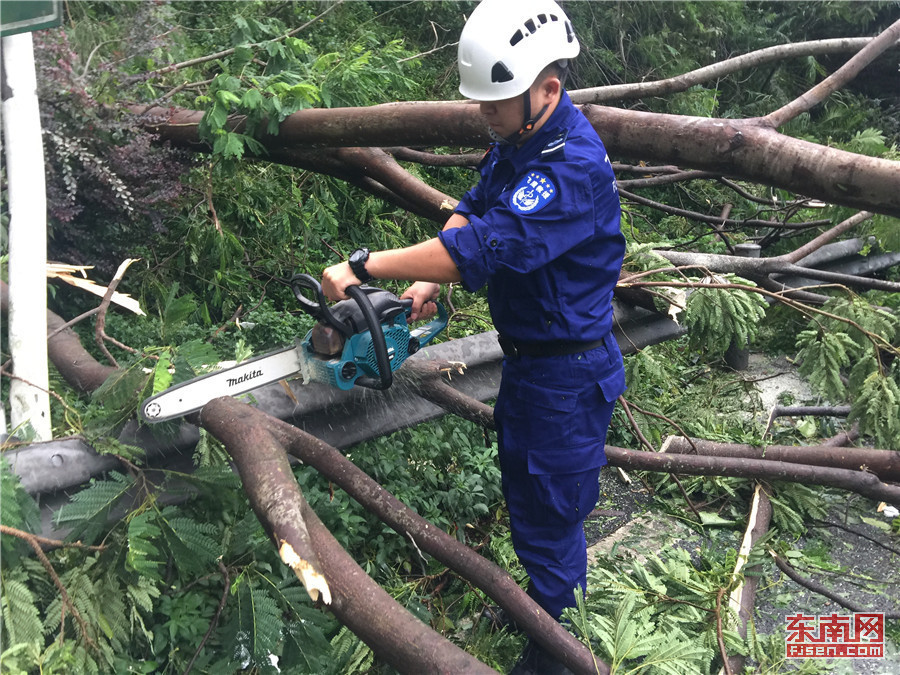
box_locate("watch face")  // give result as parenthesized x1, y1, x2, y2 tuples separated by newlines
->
(350, 248, 368, 264)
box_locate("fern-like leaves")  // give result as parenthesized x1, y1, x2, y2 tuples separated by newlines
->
(849, 371, 900, 450)
(684, 276, 767, 357)
(127, 510, 164, 581)
(1, 569, 44, 650)
(54, 472, 135, 545)
(796, 329, 856, 401)
(0, 458, 41, 563)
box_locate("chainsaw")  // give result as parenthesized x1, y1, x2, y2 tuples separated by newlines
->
(139, 273, 448, 423)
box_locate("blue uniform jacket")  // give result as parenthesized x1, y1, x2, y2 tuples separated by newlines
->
(439, 91, 625, 344)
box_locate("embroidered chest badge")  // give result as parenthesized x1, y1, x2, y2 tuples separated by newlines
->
(510, 171, 557, 214)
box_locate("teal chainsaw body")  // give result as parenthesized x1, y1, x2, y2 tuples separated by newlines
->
(293, 274, 448, 391)
(138, 274, 447, 423)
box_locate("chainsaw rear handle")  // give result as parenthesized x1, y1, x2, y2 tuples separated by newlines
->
(345, 285, 393, 390)
(290, 273, 353, 338)
(291, 273, 393, 390)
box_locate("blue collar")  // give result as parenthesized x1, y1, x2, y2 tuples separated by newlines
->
(496, 91, 576, 169)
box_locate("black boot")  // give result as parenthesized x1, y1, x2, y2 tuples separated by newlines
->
(508, 639, 574, 675)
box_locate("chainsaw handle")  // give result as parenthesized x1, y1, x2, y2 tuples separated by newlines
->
(290, 273, 353, 338)
(410, 301, 448, 349)
(346, 285, 393, 390)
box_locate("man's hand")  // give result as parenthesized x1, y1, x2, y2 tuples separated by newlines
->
(401, 281, 441, 321)
(322, 261, 361, 302)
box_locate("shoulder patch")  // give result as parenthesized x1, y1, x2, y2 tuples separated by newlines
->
(510, 171, 558, 214)
(541, 130, 568, 156)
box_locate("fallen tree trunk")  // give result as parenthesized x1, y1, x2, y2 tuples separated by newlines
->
(199, 396, 607, 675)
(134, 101, 900, 219)
(662, 436, 900, 482)
(200, 396, 497, 675)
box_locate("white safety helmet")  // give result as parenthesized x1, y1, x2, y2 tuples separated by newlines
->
(458, 0, 580, 102)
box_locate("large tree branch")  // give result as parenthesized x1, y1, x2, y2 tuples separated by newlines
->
(199, 401, 330, 605)
(1, 281, 117, 393)
(135, 101, 900, 218)
(605, 447, 900, 503)
(569, 38, 885, 104)
(582, 106, 900, 218)
(407, 374, 900, 503)
(661, 436, 900, 482)
(199, 396, 499, 675)
(763, 19, 900, 128)
(201, 396, 606, 675)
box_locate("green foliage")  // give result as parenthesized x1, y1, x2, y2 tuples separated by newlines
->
(8, 2, 900, 672)
(795, 328, 857, 401)
(570, 547, 741, 674)
(54, 471, 135, 545)
(794, 296, 900, 446)
(767, 484, 829, 535)
(849, 369, 900, 450)
(684, 276, 768, 357)
(1, 568, 44, 654)
(0, 458, 42, 563)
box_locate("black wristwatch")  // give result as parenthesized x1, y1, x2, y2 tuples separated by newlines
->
(348, 247, 374, 283)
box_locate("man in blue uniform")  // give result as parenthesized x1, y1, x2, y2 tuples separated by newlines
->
(323, 0, 625, 671)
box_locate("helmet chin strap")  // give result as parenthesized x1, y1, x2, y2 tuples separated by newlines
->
(488, 90, 550, 145)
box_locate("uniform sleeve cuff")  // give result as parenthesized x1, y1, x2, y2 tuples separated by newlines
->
(438, 225, 492, 292)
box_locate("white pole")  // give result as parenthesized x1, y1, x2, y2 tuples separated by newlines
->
(2, 31, 52, 441)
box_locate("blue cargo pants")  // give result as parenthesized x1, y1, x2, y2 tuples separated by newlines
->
(493, 338, 625, 619)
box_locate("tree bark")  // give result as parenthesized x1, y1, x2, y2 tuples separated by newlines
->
(199, 398, 329, 605)
(723, 484, 773, 675)
(605, 446, 900, 503)
(134, 100, 900, 219)
(200, 397, 497, 675)
(200, 396, 607, 675)
(662, 436, 900, 482)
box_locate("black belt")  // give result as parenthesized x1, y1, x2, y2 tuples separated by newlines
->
(498, 335, 607, 359)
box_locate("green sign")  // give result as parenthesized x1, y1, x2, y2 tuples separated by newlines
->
(1, 1, 62, 37)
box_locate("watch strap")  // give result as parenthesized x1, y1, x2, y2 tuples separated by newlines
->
(349, 248, 373, 282)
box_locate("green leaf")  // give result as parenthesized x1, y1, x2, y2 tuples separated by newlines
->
(859, 516, 891, 532)
(54, 472, 135, 544)
(240, 88, 264, 111)
(153, 350, 173, 394)
(1, 571, 44, 649)
(698, 511, 734, 526)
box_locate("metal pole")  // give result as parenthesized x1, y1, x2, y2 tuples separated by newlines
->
(2, 32, 52, 440)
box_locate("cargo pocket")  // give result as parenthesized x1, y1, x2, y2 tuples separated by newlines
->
(597, 367, 626, 403)
(524, 450, 603, 525)
(503, 379, 579, 453)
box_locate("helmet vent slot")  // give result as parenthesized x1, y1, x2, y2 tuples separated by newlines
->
(510, 29, 524, 46)
(491, 61, 514, 83)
